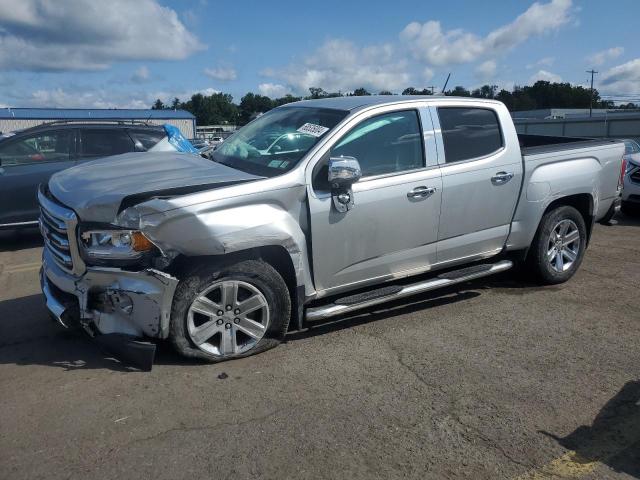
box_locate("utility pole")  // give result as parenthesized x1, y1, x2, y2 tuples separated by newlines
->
(586, 69, 598, 117)
(427, 86, 436, 95)
(441, 73, 451, 94)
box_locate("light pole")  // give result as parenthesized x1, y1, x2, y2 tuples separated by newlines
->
(586, 69, 598, 117)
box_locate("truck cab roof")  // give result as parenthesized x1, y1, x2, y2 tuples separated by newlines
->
(283, 95, 503, 112)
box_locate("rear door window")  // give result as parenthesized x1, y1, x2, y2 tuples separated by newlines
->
(80, 129, 135, 158)
(437, 107, 503, 163)
(0, 130, 73, 166)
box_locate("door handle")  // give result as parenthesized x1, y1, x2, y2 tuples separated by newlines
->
(491, 171, 514, 185)
(407, 186, 437, 198)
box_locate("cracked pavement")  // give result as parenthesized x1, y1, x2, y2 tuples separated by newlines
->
(0, 215, 639, 480)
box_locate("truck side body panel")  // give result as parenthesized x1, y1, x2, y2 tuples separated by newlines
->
(506, 142, 624, 251)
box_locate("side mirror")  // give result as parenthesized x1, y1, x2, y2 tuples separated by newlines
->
(328, 156, 362, 188)
(328, 156, 362, 212)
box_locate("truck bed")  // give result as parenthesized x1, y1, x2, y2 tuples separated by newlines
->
(518, 133, 620, 156)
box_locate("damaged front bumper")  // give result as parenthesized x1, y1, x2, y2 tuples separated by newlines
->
(40, 247, 179, 339)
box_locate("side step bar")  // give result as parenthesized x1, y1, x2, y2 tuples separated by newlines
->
(305, 260, 513, 322)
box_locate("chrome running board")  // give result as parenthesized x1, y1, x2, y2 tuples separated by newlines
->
(305, 260, 513, 322)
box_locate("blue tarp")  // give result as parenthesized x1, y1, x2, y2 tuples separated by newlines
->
(163, 124, 199, 153)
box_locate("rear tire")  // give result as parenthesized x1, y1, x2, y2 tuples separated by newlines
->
(170, 259, 291, 362)
(527, 205, 587, 285)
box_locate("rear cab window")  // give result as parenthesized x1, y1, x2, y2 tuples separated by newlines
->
(437, 107, 503, 163)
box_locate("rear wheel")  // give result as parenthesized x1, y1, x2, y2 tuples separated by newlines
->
(170, 259, 291, 362)
(528, 205, 587, 284)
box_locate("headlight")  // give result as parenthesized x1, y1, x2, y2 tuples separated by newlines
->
(79, 229, 155, 263)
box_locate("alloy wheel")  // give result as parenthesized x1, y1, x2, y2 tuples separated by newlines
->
(187, 280, 270, 357)
(547, 219, 580, 273)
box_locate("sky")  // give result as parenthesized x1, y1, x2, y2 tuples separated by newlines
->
(0, 0, 638, 109)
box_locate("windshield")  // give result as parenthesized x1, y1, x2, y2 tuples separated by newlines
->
(212, 106, 348, 177)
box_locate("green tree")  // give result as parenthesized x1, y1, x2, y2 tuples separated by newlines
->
(151, 98, 165, 110)
(273, 94, 302, 107)
(238, 93, 274, 125)
(446, 86, 471, 97)
(471, 85, 498, 99)
(308, 87, 328, 99)
(170, 97, 180, 110)
(378, 90, 393, 95)
(181, 92, 238, 125)
(495, 89, 514, 110)
(402, 87, 432, 95)
(352, 87, 371, 96)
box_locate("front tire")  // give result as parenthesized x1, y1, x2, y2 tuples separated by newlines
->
(528, 205, 587, 285)
(170, 259, 291, 362)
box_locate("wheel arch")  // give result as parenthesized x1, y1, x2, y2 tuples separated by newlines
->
(170, 245, 305, 332)
(541, 193, 595, 245)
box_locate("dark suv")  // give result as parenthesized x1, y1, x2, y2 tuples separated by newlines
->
(0, 121, 166, 228)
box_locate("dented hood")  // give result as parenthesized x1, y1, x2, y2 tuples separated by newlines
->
(48, 152, 261, 223)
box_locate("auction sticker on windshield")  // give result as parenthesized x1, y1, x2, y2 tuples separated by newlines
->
(297, 123, 329, 137)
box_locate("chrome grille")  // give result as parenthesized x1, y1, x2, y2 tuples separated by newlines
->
(38, 187, 84, 275)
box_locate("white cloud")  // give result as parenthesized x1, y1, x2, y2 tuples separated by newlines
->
(423, 67, 434, 82)
(529, 69, 562, 83)
(262, 39, 411, 94)
(8, 86, 220, 109)
(0, 0, 204, 71)
(258, 83, 292, 98)
(400, 0, 572, 66)
(203, 66, 237, 81)
(599, 58, 640, 94)
(475, 60, 497, 80)
(587, 47, 624, 67)
(526, 57, 555, 69)
(130, 66, 150, 83)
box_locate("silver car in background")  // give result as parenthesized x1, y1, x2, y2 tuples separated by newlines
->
(621, 139, 640, 214)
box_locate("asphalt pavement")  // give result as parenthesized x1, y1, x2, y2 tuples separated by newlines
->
(0, 216, 638, 480)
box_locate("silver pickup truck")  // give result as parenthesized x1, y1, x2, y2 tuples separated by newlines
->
(38, 96, 625, 368)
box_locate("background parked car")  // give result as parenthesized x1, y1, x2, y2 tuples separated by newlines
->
(188, 138, 210, 150)
(621, 139, 640, 215)
(0, 121, 166, 229)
